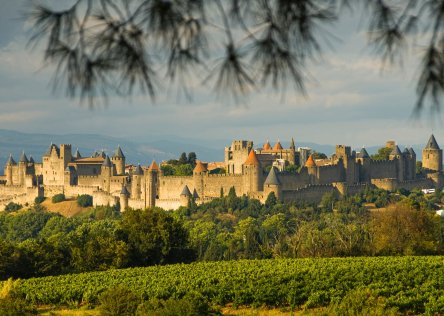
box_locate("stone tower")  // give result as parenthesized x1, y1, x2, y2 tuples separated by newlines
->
(407, 147, 416, 179)
(180, 185, 192, 207)
(193, 161, 208, 198)
(18, 151, 28, 186)
(120, 184, 130, 211)
(305, 154, 317, 184)
(111, 145, 125, 175)
(356, 147, 370, 182)
(243, 149, 262, 194)
(60, 144, 72, 168)
(5, 154, 16, 185)
(101, 155, 112, 192)
(263, 167, 282, 201)
(225, 140, 253, 174)
(131, 164, 143, 199)
(389, 145, 405, 181)
(422, 134, 442, 172)
(146, 160, 159, 208)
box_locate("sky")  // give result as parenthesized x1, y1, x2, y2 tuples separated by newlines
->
(0, 1, 441, 150)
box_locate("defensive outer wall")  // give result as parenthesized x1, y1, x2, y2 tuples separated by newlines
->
(0, 136, 442, 211)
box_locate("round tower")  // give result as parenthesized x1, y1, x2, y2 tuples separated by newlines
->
(305, 154, 317, 185)
(389, 145, 405, 181)
(193, 161, 208, 199)
(18, 151, 28, 186)
(180, 185, 192, 207)
(422, 134, 442, 172)
(119, 184, 130, 211)
(111, 145, 126, 175)
(263, 167, 282, 202)
(243, 149, 262, 194)
(146, 160, 159, 208)
(101, 155, 112, 192)
(5, 154, 16, 185)
(131, 164, 143, 199)
(356, 147, 370, 182)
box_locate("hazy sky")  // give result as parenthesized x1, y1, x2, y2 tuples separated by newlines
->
(0, 1, 441, 149)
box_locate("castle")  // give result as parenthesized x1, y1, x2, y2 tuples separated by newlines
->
(0, 135, 442, 211)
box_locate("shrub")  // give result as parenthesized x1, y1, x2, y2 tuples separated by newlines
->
(0, 278, 37, 315)
(99, 286, 140, 316)
(34, 196, 45, 204)
(136, 293, 215, 316)
(4, 202, 22, 212)
(77, 194, 93, 207)
(328, 288, 397, 316)
(51, 194, 65, 203)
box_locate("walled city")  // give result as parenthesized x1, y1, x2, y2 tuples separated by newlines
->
(0, 135, 442, 211)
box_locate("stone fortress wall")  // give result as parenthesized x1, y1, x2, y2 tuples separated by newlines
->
(0, 135, 443, 211)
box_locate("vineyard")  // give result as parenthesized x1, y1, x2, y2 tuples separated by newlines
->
(3, 256, 442, 314)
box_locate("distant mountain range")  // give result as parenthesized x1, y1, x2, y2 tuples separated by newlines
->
(0, 129, 426, 171)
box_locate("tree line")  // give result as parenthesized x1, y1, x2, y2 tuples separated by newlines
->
(0, 187, 443, 280)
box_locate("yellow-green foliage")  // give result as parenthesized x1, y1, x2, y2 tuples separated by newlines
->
(13, 257, 444, 315)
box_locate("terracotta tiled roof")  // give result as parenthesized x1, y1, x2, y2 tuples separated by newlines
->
(263, 141, 272, 150)
(194, 161, 208, 173)
(72, 157, 105, 164)
(273, 142, 283, 150)
(148, 160, 159, 171)
(305, 155, 316, 167)
(207, 162, 225, 171)
(244, 150, 260, 166)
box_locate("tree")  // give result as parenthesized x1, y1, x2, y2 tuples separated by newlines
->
(312, 152, 327, 159)
(187, 152, 197, 166)
(121, 208, 192, 265)
(178, 152, 188, 164)
(371, 147, 392, 161)
(27, 1, 444, 112)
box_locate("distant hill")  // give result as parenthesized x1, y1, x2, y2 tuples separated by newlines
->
(0, 129, 222, 170)
(0, 129, 427, 173)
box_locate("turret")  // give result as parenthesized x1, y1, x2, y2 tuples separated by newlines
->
(273, 141, 283, 151)
(119, 184, 130, 211)
(131, 164, 143, 199)
(263, 167, 282, 202)
(18, 151, 28, 186)
(74, 148, 82, 159)
(389, 145, 405, 181)
(146, 160, 159, 208)
(356, 147, 370, 182)
(422, 134, 442, 172)
(64, 166, 76, 186)
(101, 155, 112, 192)
(193, 161, 208, 198)
(243, 149, 262, 194)
(5, 154, 16, 185)
(263, 140, 272, 150)
(305, 154, 317, 184)
(111, 145, 125, 175)
(408, 147, 417, 179)
(180, 185, 192, 207)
